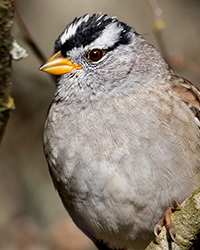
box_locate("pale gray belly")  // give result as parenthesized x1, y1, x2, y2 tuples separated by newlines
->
(44, 96, 200, 249)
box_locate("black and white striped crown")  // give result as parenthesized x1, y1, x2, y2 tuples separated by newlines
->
(54, 14, 134, 55)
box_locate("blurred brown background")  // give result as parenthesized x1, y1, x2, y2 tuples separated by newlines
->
(1, 0, 200, 249)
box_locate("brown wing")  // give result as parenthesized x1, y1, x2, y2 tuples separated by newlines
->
(172, 75, 200, 127)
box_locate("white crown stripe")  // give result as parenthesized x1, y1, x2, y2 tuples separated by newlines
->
(60, 14, 90, 44)
(60, 18, 123, 50)
(57, 14, 131, 53)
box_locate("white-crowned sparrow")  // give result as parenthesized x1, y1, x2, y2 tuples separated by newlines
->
(39, 14, 200, 250)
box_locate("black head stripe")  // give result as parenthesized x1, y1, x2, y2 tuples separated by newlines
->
(54, 14, 133, 55)
(54, 14, 114, 54)
(106, 22, 133, 52)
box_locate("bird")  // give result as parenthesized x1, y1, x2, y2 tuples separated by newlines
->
(39, 14, 200, 250)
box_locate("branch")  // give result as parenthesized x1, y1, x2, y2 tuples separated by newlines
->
(145, 187, 200, 250)
(15, 1, 47, 64)
(147, 0, 171, 66)
(0, 0, 15, 144)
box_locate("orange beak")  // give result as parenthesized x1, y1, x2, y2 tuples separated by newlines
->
(39, 51, 82, 75)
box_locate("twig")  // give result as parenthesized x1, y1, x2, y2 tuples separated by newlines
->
(15, 1, 47, 64)
(147, 0, 171, 66)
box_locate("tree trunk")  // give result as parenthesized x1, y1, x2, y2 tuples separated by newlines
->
(0, 0, 15, 143)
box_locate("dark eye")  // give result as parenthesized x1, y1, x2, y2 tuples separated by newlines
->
(88, 49, 104, 62)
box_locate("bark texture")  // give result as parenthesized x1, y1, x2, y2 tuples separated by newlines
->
(145, 187, 200, 250)
(0, 0, 15, 143)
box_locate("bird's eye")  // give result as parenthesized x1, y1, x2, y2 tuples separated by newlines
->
(88, 49, 104, 62)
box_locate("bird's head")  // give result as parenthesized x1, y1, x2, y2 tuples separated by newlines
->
(39, 14, 169, 101)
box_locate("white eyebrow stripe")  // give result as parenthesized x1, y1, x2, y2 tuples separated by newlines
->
(89, 22, 122, 49)
(60, 14, 90, 44)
